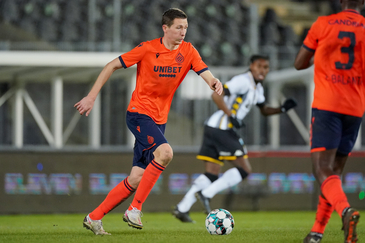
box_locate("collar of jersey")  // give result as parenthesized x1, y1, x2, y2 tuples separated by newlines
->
(342, 9, 360, 15)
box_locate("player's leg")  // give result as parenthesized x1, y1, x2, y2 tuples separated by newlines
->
(128, 143, 171, 210)
(174, 126, 220, 220)
(308, 110, 361, 242)
(303, 194, 333, 243)
(123, 112, 170, 229)
(124, 144, 170, 229)
(196, 128, 248, 213)
(200, 156, 250, 200)
(83, 161, 144, 235)
(174, 161, 219, 222)
(306, 151, 347, 237)
(88, 167, 142, 220)
(304, 109, 340, 242)
(320, 121, 362, 242)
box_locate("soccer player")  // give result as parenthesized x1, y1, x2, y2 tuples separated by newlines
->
(294, 0, 364, 242)
(172, 55, 297, 223)
(74, 8, 223, 235)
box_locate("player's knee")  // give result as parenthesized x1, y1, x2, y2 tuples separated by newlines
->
(236, 166, 250, 180)
(154, 144, 173, 166)
(128, 174, 142, 188)
(204, 172, 219, 182)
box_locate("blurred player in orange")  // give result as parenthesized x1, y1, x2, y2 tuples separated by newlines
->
(75, 8, 222, 235)
(295, 0, 365, 242)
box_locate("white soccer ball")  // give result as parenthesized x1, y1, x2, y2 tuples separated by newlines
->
(205, 208, 234, 235)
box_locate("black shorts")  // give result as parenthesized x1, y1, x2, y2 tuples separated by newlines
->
(197, 125, 247, 166)
(310, 108, 362, 155)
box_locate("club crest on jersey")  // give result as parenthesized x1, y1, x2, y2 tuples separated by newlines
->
(156, 53, 160, 58)
(137, 43, 143, 47)
(175, 53, 184, 63)
(147, 135, 154, 144)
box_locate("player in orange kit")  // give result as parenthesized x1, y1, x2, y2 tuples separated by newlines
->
(294, 0, 365, 242)
(75, 8, 222, 235)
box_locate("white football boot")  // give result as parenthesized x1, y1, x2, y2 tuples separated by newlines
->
(83, 214, 111, 235)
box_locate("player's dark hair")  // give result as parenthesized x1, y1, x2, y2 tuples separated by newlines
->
(250, 55, 269, 64)
(162, 8, 187, 27)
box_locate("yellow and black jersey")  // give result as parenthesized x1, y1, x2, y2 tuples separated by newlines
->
(205, 71, 265, 130)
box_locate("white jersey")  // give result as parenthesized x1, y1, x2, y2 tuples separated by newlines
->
(206, 71, 265, 130)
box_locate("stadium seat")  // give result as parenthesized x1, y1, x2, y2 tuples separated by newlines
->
(96, 19, 113, 42)
(278, 26, 297, 68)
(223, 20, 241, 45)
(63, 1, 82, 23)
(220, 42, 238, 66)
(18, 17, 38, 35)
(121, 22, 142, 46)
(43, 2, 61, 20)
(38, 18, 59, 41)
(21, 1, 42, 21)
(261, 22, 280, 45)
(60, 21, 79, 42)
(1, 0, 20, 23)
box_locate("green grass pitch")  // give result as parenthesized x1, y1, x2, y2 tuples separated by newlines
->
(0, 211, 363, 243)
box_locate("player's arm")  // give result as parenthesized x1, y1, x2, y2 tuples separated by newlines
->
(257, 103, 281, 116)
(74, 58, 123, 116)
(258, 98, 297, 116)
(212, 91, 231, 116)
(294, 46, 314, 70)
(213, 85, 244, 129)
(200, 70, 223, 95)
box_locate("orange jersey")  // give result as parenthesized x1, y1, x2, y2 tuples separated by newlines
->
(119, 38, 208, 124)
(303, 10, 365, 117)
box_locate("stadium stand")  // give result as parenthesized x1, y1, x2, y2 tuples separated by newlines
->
(0, 0, 364, 148)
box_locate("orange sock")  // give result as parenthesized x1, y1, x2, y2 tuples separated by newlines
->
(129, 160, 165, 211)
(321, 175, 350, 217)
(89, 177, 135, 220)
(311, 195, 334, 234)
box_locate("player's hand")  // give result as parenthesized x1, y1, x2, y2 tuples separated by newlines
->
(74, 96, 95, 116)
(229, 116, 244, 129)
(211, 78, 223, 95)
(281, 98, 297, 113)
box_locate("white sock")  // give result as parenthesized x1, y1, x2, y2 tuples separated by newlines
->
(202, 167, 242, 198)
(177, 174, 212, 213)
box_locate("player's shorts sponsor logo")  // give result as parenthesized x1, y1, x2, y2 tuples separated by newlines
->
(175, 53, 184, 63)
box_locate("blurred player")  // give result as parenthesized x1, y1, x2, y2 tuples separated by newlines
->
(75, 8, 223, 235)
(294, 0, 365, 242)
(172, 55, 297, 223)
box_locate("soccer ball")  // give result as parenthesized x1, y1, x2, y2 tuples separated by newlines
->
(205, 208, 234, 235)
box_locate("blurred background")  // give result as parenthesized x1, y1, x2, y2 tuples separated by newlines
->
(0, 0, 364, 214)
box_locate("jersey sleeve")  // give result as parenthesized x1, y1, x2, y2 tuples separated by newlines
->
(119, 42, 147, 68)
(303, 17, 323, 52)
(190, 46, 208, 75)
(225, 75, 249, 95)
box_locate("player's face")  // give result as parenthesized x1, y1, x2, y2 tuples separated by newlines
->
(163, 18, 188, 45)
(250, 59, 270, 83)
